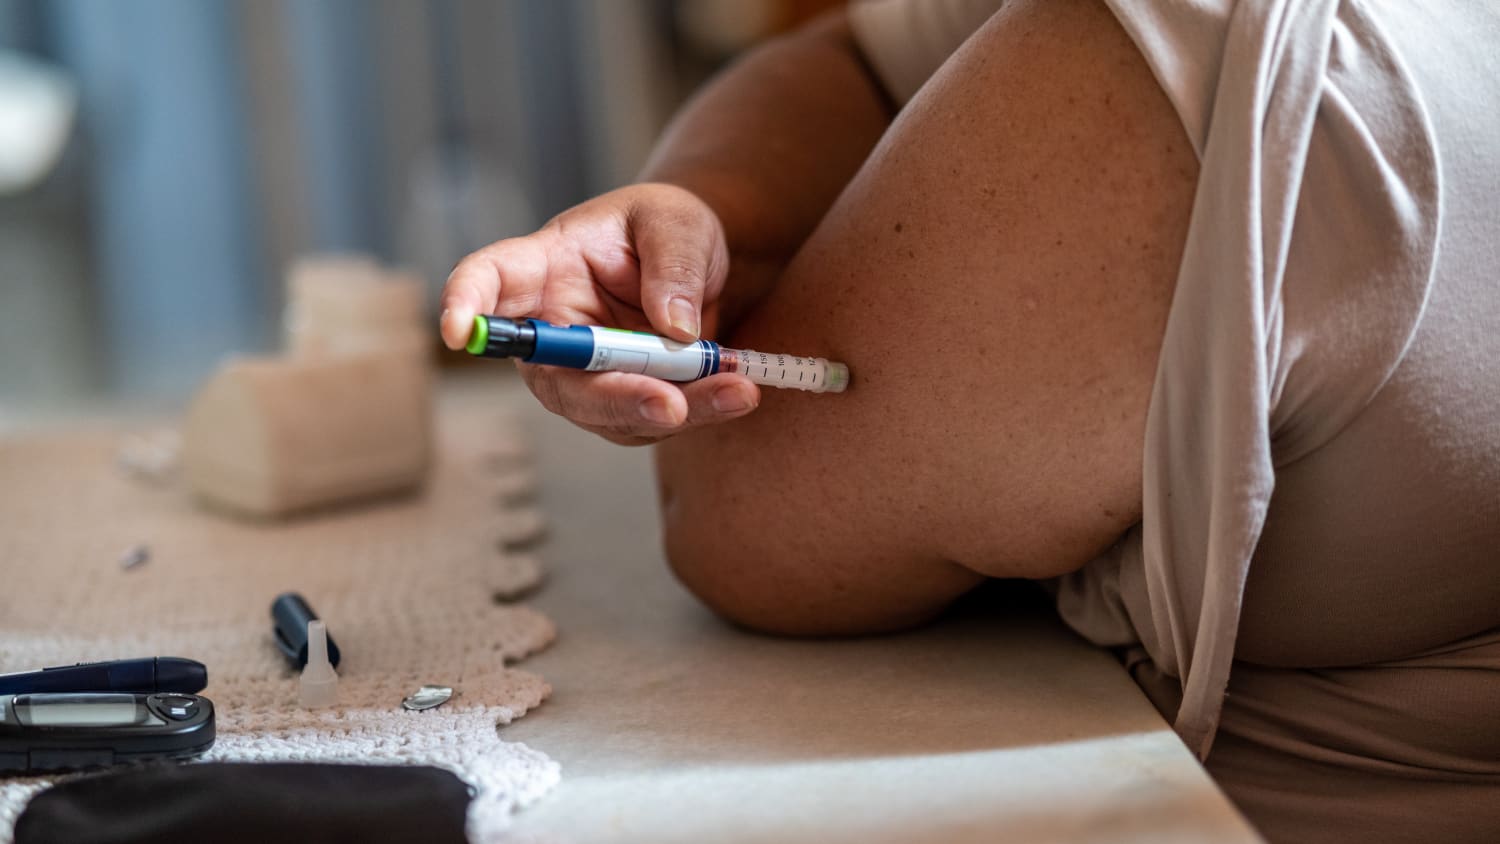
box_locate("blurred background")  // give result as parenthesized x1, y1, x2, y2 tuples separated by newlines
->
(0, 0, 839, 406)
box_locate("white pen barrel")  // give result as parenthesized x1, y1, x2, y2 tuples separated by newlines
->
(722, 349, 849, 393)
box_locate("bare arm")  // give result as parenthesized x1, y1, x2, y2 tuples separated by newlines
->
(640, 11, 895, 334)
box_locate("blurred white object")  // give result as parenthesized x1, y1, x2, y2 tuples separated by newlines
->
(181, 351, 432, 518)
(284, 254, 430, 359)
(183, 253, 434, 519)
(0, 51, 77, 194)
(116, 429, 182, 483)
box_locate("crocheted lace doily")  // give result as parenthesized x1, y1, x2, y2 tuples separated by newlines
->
(0, 408, 557, 842)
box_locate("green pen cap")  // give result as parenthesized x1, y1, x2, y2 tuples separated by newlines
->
(465, 314, 490, 355)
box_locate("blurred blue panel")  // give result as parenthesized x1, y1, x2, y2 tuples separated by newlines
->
(48, 0, 264, 396)
(0, 0, 21, 49)
(512, 0, 587, 217)
(283, 0, 391, 257)
(0, 0, 33, 51)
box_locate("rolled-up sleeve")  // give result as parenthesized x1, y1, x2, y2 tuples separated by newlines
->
(847, 0, 1007, 106)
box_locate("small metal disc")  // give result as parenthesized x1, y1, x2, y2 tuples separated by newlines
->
(119, 544, 150, 571)
(401, 684, 455, 711)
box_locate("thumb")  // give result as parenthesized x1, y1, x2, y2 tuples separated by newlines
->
(629, 192, 728, 342)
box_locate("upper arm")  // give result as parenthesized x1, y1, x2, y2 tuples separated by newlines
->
(644, 8, 896, 336)
(655, 0, 1197, 635)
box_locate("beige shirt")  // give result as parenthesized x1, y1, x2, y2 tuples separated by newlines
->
(850, 1, 1500, 840)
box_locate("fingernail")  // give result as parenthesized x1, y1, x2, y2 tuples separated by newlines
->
(639, 398, 677, 426)
(668, 297, 699, 338)
(711, 386, 752, 414)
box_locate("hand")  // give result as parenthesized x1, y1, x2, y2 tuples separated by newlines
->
(440, 183, 762, 445)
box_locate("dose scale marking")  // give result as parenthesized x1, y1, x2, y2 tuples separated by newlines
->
(466, 316, 850, 394)
(733, 351, 823, 388)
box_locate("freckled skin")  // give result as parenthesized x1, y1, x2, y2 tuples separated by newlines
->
(656, 0, 1197, 636)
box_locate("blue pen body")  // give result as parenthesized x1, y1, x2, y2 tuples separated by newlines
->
(527, 320, 721, 381)
(526, 321, 599, 369)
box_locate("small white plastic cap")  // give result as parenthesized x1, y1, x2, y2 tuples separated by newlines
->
(299, 620, 339, 708)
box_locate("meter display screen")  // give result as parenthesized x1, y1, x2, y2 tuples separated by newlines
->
(15, 694, 157, 727)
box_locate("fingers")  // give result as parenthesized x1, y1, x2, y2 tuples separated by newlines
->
(679, 374, 760, 426)
(440, 184, 727, 354)
(439, 236, 553, 350)
(520, 365, 760, 444)
(627, 185, 729, 343)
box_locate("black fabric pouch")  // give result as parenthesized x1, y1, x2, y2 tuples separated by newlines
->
(14, 762, 472, 844)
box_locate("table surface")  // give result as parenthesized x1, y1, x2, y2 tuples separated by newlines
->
(487, 375, 1262, 844)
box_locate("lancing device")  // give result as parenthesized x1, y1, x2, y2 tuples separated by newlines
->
(0, 658, 207, 696)
(465, 315, 850, 393)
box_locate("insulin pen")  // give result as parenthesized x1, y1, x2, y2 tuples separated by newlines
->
(465, 315, 850, 393)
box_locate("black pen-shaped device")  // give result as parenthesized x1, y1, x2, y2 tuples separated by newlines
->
(0, 658, 207, 695)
